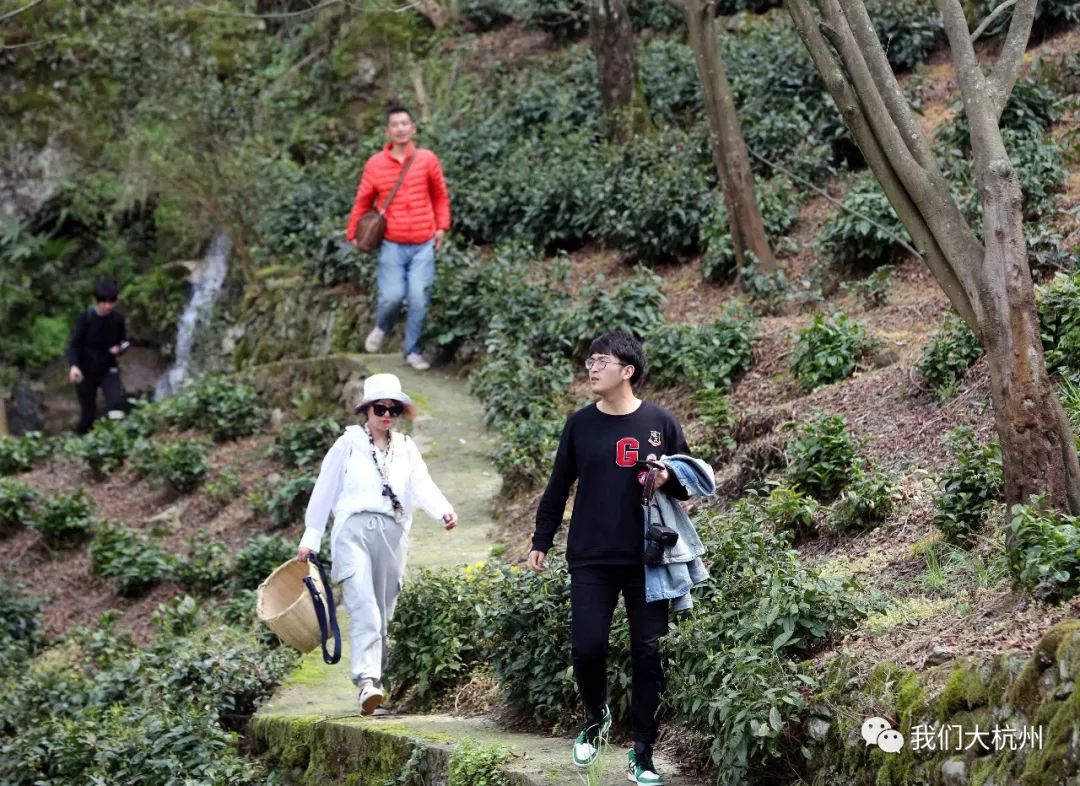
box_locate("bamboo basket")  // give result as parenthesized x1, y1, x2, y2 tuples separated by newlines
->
(256, 558, 329, 653)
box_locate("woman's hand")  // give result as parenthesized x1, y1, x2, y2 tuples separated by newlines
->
(527, 550, 546, 573)
(297, 546, 315, 561)
(443, 512, 458, 530)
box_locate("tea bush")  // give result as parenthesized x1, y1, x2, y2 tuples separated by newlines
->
(447, 738, 509, 786)
(0, 431, 51, 475)
(89, 520, 172, 598)
(741, 256, 793, 317)
(1038, 271, 1080, 375)
(387, 563, 502, 709)
(936, 76, 1064, 155)
(273, 416, 341, 469)
(69, 420, 131, 478)
(841, 266, 896, 310)
(0, 478, 38, 537)
(189, 376, 264, 442)
(268, 472, 317, 529)
(828, 460, 900, 531)
(763, 483, 820, 542)
(932, 427, 1004, 544)
(204, 467, 243, 510)
(0, 580, 48, 677)
(645, 310, 755, 390)
(35, 489, 95, 548)
(700, 177, 798, 284)
(817, 177, 911, 271)
(560, 267, 666, 358)
(783, 411, 860, 502)
(233, 534, 294, 591)
(916, 313, 983, 399)
(151, 594, 208, 637)
(173, 534, 233, 596)
(134, 438, 210, 495)
(1007, 496, 1080, 602)
(790, 313, 876, 391)
(689, 388, 737, 458)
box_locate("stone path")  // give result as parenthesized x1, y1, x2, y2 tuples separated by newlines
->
(255, 354, 695, 785)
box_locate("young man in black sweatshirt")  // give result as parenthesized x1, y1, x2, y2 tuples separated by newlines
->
(68, 281, 128, 435)
(528, 331, 689, 786)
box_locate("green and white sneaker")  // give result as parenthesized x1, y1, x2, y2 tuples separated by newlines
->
(627, 747, 664, 784)
(571, 706, 611, 768)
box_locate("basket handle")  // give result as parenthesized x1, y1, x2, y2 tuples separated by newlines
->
(303, 554, 342, 665)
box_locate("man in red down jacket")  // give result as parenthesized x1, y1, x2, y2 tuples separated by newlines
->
(346, 106, 451, 371)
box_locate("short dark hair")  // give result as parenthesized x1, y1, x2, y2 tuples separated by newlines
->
(93, 281, 119, 303)
(386, 106, 413, 124)
(588, 332, 646, 386)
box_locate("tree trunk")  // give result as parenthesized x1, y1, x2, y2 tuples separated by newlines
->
(683, 0, 777, 273)
(589, 0, 653, 139)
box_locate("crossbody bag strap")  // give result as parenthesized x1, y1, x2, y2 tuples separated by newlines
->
(378, 153, 416, 216)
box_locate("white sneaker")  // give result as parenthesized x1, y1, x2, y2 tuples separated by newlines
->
(358, 682, 384, 716)
(365, 327, 386, 354)
(406, 353, 430, 371)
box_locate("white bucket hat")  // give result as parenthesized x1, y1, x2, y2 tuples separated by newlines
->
(354, 373, 417, 419)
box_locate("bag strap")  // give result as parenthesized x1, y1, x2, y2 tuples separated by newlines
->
(303, 554, 342, 665)
(378, 153, 416, 216)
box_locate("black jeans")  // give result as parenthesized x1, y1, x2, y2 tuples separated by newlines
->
(76, 368, 124, 435)
(570, 564, 669, 746)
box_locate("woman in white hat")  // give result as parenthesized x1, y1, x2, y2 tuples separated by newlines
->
(296, 372, 457, 715)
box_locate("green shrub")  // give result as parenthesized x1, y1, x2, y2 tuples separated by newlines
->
(0, 579, 47, 650)
(173, 535, 232, 596)
(689, 388, 737, 457)
(471, 347, 575, 429)
(700, 177, 798, 285)
(174, 376, 264, 442)
(828, 460, 900, 531)
(1038, 271, 1080, 375)
(1008, 496, 1080, 602)
(841, 266, 896, 310)
(741, 255, 792, 317)
(489, 412, 568, 494)
(0, 479, 39, 537)
(512, 0, 588, 41)
(151, 595, 208, 636)
(273, 417, 341, 469)
(560, 267, 667, 357)
(866, 0, 942, 72)
(627, 0, 683, 32)
(35, 489, 95, 548)
(817, 177, 911, 271)
(387, 563, 501, 709)
(790, 313, 876, 391)
(917, 313, 983, 399)
(936, 76, 1064, 155)
(447, 738, 509, 786)
(134, 438, 210, 495)
(89, 520, 172, 598)
(204, 467, 242, 510)
(764, 484, 819, 542)
(783, 411, 860, 502)
(932, 427, 1004, 544)
(69, 420, 131, 478)
(268, 472, 316, 529)
(0, 431, 51, 475)
(233, 534, 294, 591)
(645, 311, 755, 390)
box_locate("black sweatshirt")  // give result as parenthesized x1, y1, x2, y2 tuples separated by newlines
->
(532, 401, 691, 570)
(67, 308, 126, 376)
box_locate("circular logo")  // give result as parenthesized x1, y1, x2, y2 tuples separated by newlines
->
(638, 471, 649, 486)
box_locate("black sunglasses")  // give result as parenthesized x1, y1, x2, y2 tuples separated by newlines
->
(371, 403, 404, 417)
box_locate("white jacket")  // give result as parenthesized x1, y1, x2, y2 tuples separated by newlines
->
(299, 425, 454, 553)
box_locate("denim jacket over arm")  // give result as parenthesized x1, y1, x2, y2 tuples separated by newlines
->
(643, 454, 716, 611)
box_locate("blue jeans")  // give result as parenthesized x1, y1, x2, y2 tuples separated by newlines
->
(375, 239, 435, 357)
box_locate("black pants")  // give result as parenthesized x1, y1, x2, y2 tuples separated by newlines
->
(570, 563, 669, 747)
(76, 368, 124, 435)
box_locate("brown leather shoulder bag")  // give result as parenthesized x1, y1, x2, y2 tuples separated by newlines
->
(352, 153, 416, 253)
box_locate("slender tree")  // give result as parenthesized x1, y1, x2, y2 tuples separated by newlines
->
(588, 0, 653, 139)
(674, 0, 777, 273)
(783, 0, 1080, 517)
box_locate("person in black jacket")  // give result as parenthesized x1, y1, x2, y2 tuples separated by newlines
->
(68, 281, 128, 435)
(528, 331, 688, 786)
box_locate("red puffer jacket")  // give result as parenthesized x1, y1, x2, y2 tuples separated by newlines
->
(345, 143, 451, 245)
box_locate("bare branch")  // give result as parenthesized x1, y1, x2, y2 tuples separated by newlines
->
(839, 0, 940, 176)
(0, 34, 64, 49)
(986, 0, 1038, 115)
(0, 0, 46, 23)
(970, 0, 1017, 43)
(784, 0, 977, 329)
(936, 0, 997, 134)
(192, 0, 343, 19)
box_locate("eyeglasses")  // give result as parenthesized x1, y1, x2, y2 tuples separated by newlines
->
(584, 358, 629, 372)
(371, 403, 404, 417)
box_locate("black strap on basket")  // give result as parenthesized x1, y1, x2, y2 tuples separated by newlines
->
(303, 554, 342, 665)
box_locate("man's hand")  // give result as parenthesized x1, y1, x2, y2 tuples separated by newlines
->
(297, 546, 315, 561)
(109, 346, 121, 356)
(649, 460, 670, 487)
(527, 550, 547, 573)
(350, 237, 362, 252)
(434, 229, 446, 251)
(443, 512, 458, 530)
(69, 366, 83, 384)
